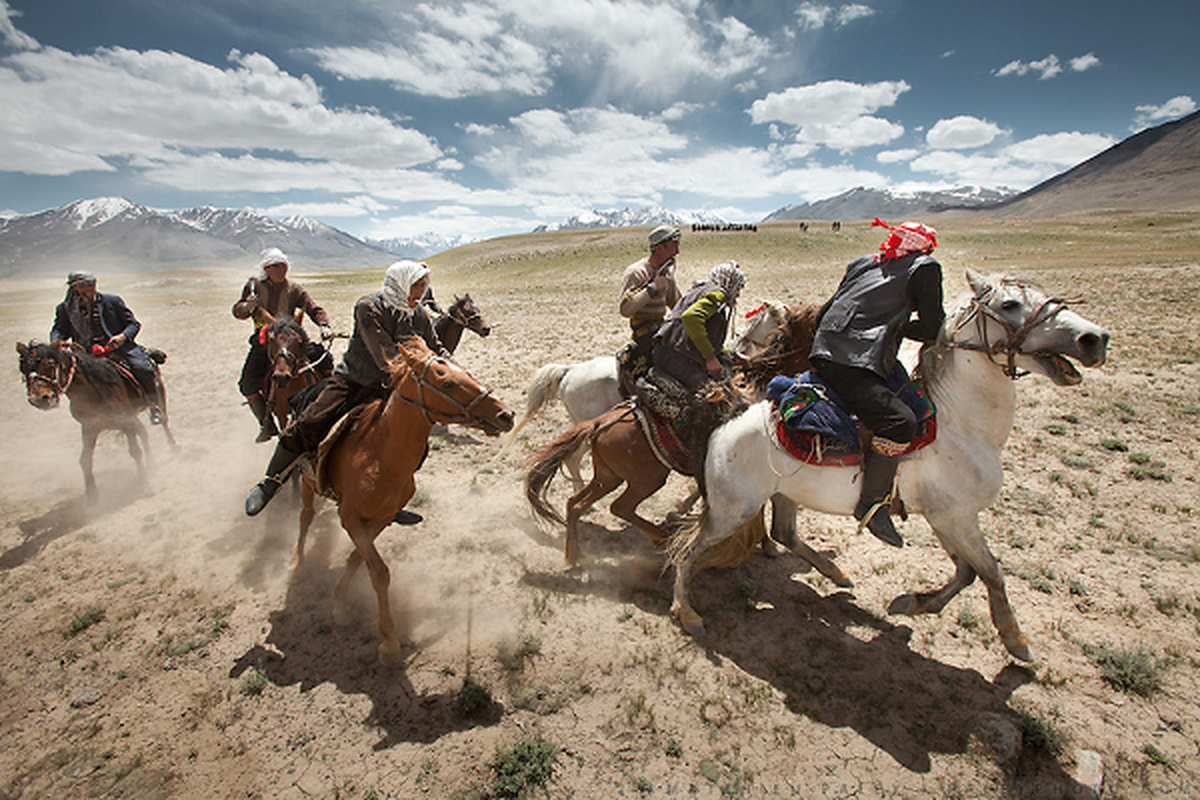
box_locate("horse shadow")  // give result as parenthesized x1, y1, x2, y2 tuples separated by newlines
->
(527, 544, 1083, 791)
(229, 523, 503, 750)
(0, 483, 144, 570)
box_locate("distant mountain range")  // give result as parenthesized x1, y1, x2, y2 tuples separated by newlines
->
(2, 111, 1197, 278)
(763, 186, 1017, 222)
(533, 206, 730, 231)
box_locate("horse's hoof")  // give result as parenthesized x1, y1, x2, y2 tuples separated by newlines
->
(378, 639, 403, 665)
(681, 619, 706, 638)
(887, 594, 918, 616)
(1002, 633, 1034, 663)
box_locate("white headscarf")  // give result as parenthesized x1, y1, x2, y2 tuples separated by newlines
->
(709, 261, 745, 302)
(380, 260, 430, 310)
(258, 247, 289, 277)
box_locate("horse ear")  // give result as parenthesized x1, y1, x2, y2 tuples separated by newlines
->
(966, 268, 992, 298)
(293, 308, 304, 325)
(16, 341, 27, 356)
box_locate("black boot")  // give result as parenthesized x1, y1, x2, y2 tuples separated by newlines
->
(392, 509, 423, 525)
(248, 395, 278, 443)
(245, 445, 301, 516)
(854, 451, 903, 547)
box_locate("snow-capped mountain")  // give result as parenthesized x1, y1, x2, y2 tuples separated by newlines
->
(764, 186, 1018, 222)
(533, 206, 730, 232)
(0, 198, 392, 277)
(366, 232, 478, 260)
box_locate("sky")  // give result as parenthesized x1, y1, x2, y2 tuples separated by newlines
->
(0, 0, 1196, 242)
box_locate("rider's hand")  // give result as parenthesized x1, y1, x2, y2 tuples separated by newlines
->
(652, 275, 669, 294)
(705, 354, 722, 376)
(319, 325, 335, 342)
(106, 334, 126, 349)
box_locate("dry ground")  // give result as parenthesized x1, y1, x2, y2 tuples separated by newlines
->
(1, 215, 1198, 799)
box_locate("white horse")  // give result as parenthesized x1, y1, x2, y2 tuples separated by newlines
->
(504, 300, 789, 488)
(668, 270, 1110, 662)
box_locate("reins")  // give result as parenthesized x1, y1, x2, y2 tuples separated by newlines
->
(946, 284, 1068, 379)
(26, 346, 77, 396)
(395, 351, 496, 427)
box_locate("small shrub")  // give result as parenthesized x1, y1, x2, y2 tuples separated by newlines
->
(240, 668, 269, 696)
(490, 737, 557, 798)
(1100, 437, 1128, 452)
(1017, 710, 1067, 756)
(64, 606, 106, 638)
(1087, 644, 1163, 696)
(458, 676, 493, 715)
(1045, 422, 1068, 436)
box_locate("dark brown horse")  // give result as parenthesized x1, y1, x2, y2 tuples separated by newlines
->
(524, 303, 827, 569)
(293, 336, 513, 661)
(16, 340, 176, 497)
(261, 313, 329, 435)
(429, 292, 491, 354)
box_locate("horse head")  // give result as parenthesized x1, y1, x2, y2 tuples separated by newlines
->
(951, 269, 1110, 385)
(733, 299, 787, 356)
(450, 294, 491, 338)
(263, 317, 310, 389)
(16, 340, 72, 410)
(389, 336, 513, 436)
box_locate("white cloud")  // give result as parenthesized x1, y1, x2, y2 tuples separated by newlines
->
(0, 45, 441, 178)
(1132, 95, 1197, 131)
(795, 3, 876, 30)
(876, 149, 921, 164)
(1070, 52, 1101, 72)
(910, 150, 1049, 187)
(1003, 132, 1115, 166)
(0, 0, 38, 51)
(925, 116, 1006, 150)
(995, 54, 1062, 80)
(749, 79, 908, 152)
(309, 0, 771, 104)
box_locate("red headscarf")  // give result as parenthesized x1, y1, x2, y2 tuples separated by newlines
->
(872, 217, 938, 260)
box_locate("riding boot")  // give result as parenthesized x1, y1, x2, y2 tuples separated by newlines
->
(854, 451, 903, 547)
(245, 445, 301, 516)
(392, 509, 423, 525)
(248, 394, 278, 443)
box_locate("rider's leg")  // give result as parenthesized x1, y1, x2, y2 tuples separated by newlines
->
(239, 343, 274, 440)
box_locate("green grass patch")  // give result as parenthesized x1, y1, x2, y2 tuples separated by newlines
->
(490, 737, 557, 798)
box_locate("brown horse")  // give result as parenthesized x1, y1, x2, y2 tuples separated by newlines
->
(524, 303, 831, 570)
(261, 313, 329, 435)
(292, 335, 513, 661)
(16, 340, 176, 497)
(429, 293, 491, 355)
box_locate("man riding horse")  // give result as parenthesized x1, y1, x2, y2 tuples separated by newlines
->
(244, 260, 453, 522)
(616, 225, 683, 397)
(232, 247, 333, 442)
(51, 271, 163, 423)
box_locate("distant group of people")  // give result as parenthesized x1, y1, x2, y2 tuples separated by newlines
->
(52, 215, 944, 548)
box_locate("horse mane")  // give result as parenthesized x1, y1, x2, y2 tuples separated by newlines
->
(63, 345, 127, 394)
(266, 316, 309, 344)
(739, 302, 820, 391)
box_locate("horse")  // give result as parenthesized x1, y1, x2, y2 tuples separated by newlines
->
(506, 299, 789, 489)
(16, 340, 177, 497)
(290, 335, 514, 661)
(261, 312, 328, 437)
(524, 302, 826, 569)
(666, 270, 1110, 662)
(428, 293, 491, 355)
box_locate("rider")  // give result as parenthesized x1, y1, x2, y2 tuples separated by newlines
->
(651, 261, 746, 392)
(232, 247, 333, 442)
(51, 271, 163, 423)
(244, 260, 452, 519)
(809, 218, 945, 548)
(616, 225, 682, 396)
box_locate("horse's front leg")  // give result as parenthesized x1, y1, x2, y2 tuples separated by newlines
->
(292, 476, 317, 571)
(670, 546, 705, 637)
(80, 426, 99, 498)
(768, 496, 853, 587)
(345, 520, 403, 664)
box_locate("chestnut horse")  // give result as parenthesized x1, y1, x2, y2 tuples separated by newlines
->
(292, 336, 514, 661)
(524, 303, 826, 569)
(16, 340, 176, 497)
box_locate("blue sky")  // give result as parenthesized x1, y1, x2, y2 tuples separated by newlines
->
(1, 0, 1196, 241)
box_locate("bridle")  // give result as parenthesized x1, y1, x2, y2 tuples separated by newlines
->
(946, 283, 1069, 379)
(395, 351, 497, 427)
(23, 346, 76, 399)
(447, 298, 486, 333)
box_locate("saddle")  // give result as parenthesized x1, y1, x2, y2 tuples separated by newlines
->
(632, 368, 695, 473)
(766, 365, 937, 467)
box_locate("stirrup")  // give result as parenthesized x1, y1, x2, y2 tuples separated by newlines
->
(855, 499, 903, 548)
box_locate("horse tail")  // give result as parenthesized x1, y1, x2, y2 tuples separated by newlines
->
(501, 363, 571, 450)
(666, 502, 708, 570)
(524, 419, 594, 526)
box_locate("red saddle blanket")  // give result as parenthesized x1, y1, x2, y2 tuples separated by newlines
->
(633, 403, 692, 475)
(774, 415, 938, 467)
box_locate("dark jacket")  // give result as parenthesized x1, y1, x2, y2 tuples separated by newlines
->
(810, 253, 944, 378)
(336, 293, 450, 387)
(52, 292, 141, 355)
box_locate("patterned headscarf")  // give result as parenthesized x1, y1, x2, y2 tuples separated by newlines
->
(381, 260, 430, 310)
(873, 217, 938, 260)
(708, 261, 745, 301)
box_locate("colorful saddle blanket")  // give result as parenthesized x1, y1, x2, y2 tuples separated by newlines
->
(766, 365, 937, 467)
(632, 401, 692, 475)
